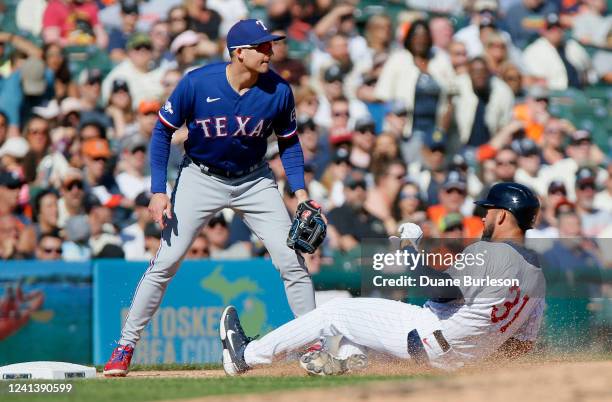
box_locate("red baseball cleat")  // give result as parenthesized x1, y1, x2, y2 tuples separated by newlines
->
(103, 344, 134, 377)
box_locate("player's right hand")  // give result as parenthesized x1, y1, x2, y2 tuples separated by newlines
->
(149, 193, 172, 230)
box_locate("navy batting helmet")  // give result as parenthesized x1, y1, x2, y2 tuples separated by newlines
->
(475, 182, 540, 230)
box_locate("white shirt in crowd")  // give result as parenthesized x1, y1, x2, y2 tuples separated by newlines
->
(594, 190, 612, 213)
(101, 60, 167, 109)
(121, 223, 149, 261)
(453, 23, 524, 69)
(523, 37, 592, 91)
(116, 173, 158, 201)
(208, 0, 249, 37)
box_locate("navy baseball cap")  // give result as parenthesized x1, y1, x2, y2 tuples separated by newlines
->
(424, 129, 446, 151)
(442, 170, 467, 191)
(511, 138, 539, 157)
(545, 13, 562, 29)
(575, 167, 596, 186)
(0, 170, 23, 189)
(226, 19, 285, 51)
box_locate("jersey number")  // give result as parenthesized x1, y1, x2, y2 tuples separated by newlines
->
(490, 286, 530, 333)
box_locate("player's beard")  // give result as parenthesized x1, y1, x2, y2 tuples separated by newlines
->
(481, 221, 495, 241)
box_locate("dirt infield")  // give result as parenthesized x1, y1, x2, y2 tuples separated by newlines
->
(144, 359, 612, 402)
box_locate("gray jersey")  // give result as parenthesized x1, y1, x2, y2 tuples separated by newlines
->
(427, 241, 546, 360)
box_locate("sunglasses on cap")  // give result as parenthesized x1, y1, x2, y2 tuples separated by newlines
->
(233, 42, 273, 53)
(400, 191, 419, 200)
(445, 187, 466, 195)
(86, 76, 102, 85)
(347, 180, 366, 190)
(577, 182, 595, 191)
(3, 181, 22, 190)
(444, 224, 464, 232)
(356, 125, 376, 134)
(333, 111, 350, 117)
(131, 145, 147, 154)
(65, 180, 83, 190)
(133, 44, 153, 51)
(572, 139, 591, 146)
(549, 188, 566, 196)
(207, 216, 227, 227)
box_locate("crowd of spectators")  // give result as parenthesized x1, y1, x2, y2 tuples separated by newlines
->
(0, 0, 610, 278)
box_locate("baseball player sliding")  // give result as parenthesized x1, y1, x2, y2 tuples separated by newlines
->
(220, 183, 546, 375)
(104, 19, 326, 377)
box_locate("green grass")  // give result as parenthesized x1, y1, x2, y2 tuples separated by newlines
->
(1, 375, 419, 402)
(93, 363, 223, 372)
(12, 352, 608, 402)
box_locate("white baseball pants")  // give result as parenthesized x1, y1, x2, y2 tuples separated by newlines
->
(244, 297, 453, 366)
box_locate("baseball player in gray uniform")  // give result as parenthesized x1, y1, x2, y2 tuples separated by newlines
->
(220, 183, 547, 375)
(104, 19, 325, 376)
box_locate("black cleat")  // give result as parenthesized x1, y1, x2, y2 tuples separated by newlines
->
(220, 306, 252, 376)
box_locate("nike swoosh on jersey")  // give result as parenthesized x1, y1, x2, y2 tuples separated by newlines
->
(206, 97, 221, 103)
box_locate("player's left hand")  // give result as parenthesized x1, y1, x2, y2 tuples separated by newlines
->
(294, 189, 327, 223)
(287, 200, 327, 254)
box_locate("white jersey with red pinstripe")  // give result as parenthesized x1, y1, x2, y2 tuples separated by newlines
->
(243, 241, 545, 369)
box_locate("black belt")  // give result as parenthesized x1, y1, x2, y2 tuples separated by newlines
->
(187, 156, 265, 179)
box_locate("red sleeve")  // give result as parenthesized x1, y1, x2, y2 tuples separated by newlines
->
(85, 3, 100, 26)
(42, 2, 63, 28)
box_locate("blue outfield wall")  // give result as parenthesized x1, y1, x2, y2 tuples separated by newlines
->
(3, 260, 603, 365)
(0, 259, 293, 365)
(93, 259, 293, 365)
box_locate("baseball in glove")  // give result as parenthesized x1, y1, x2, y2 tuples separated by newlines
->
(287, 200, 327, 254)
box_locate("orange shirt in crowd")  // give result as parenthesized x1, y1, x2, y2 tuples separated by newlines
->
(426, 204, 484, 238)
(513, 103, 544, 143)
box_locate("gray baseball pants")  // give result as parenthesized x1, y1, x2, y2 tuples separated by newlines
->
(119, 157, 315, 346)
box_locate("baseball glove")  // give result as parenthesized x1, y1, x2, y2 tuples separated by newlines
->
(287, 200, 326, 254)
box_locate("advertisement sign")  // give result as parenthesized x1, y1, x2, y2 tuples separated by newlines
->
(93, 259, 294, 365)
(0, 262, 92, 364)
